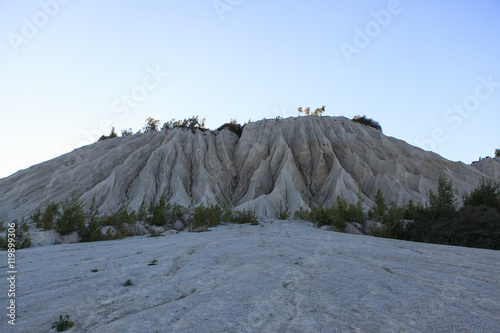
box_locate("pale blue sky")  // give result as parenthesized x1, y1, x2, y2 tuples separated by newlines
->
(1, 0, 499, 179)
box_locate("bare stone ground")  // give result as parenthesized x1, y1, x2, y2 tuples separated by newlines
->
(2, 220, 499, 332)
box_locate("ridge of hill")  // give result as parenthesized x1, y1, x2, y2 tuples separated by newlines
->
(0, 116, 496, 221)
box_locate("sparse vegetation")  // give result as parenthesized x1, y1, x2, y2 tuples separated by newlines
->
(91, 269, 98, 272)
(217, 119, 243, 137)
(495, 149, 500, 158)
(148, 193, 169, 226)
(189, 204, 222, 231)
(369, 189, 387, 221)
(0, 219, 32, 250)
(298, 106, 326, 116)
(123, 279, 133, 287)
(162, 116, 206, 131)
(232, 209, 259, 225)
(98, 127, 118, 142)
(51, 314, 74, 332)
(277, 201, 289, 220)
(296, 195, 365, 231)
(406, 175, 500, 250)
(54, 195, 86, 236)
(35, 202, 59, 230)
(462, 178, 499, 211)
(143, 116, 161, 133)
(352, 115, 382, 132)
(148, 259, 158, 266)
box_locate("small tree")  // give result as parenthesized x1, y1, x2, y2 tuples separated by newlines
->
(370, 189, 387, 221)
(54, 195, 86, 236)
(352, 115, 382, 132)
(143, 117, 161, 133)
(429, 175, 458, 218)
(495, 149, 500, 158)
(311, 105, 326, 116)
(463, 178, 500, 211)
(98, 127, 118, 142)
(121, 128, 133, 136)
(298, 106, 325, 116)
(217, 119, 243, 137)
(148, 193, 169, 226)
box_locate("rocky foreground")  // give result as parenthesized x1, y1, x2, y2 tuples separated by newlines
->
(2, 220, 499, 332)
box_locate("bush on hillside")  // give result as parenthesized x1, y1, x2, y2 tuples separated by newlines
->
(217, 119, 243, 137)
(299, 195, 365, 231)
(369, 189, 387, 221)
(0, 219, 32, 250)
(33, 202, 59, 230)
(147, 193, 169, 226)
(407, 205, 500, 250)
(428, 175, 458, 219)
(189, 204, 222, 231)
(162, 116, 207, 131)
(98, 127, 118, 142)
(463, 178, 499, 211)
(495, 149, 500, 158)
(232, 209, 259, 225)
(143, 117, 161, 133)
(352, 115, 382, 132)
(277, 200, 290, 220)
(298, 106, 326, 116)
(54, 195, 86, 236)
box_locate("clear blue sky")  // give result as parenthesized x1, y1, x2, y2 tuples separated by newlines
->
(1, 0, 499, 179)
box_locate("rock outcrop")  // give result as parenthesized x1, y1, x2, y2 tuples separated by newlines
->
(0, 116, 497, 220)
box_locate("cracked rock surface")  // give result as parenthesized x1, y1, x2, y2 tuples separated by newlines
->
(3, 220, 499, 332)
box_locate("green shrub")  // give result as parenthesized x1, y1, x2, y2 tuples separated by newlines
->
(369, 189, 387, 221)
(170, 203, 187, 219)
(189, 204, 222, 231)
(137, 198, 147, 221)
(308, 205, 333, 227)
(98, 127, 118, 142)
(54, 196, 86, 236)
(0, 219, 32, 250)
(148, 193, 169, 226)
(346, 192, 366, 223)
(293, 206, 310, 220)
(277, 201, 289, 220)
(232, 209, 259, 225)
(370, 220, 405, 239)
(429, 175, 458, 218)
(221, 206, 233, 222)
(38, 202, 59, 230)
(403, 200, 423, 220)
(79, 215, 103, 242)
(352, 115, 382, 132)
(383, 202, 405, 224)
(407, 205, 500, 250)
(463, 178, 499, 211)
(51, 314, 74, 332)
(123, 279, 133, 286)
(451, 205, 500, 249)
(495, 148, 500, 158)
